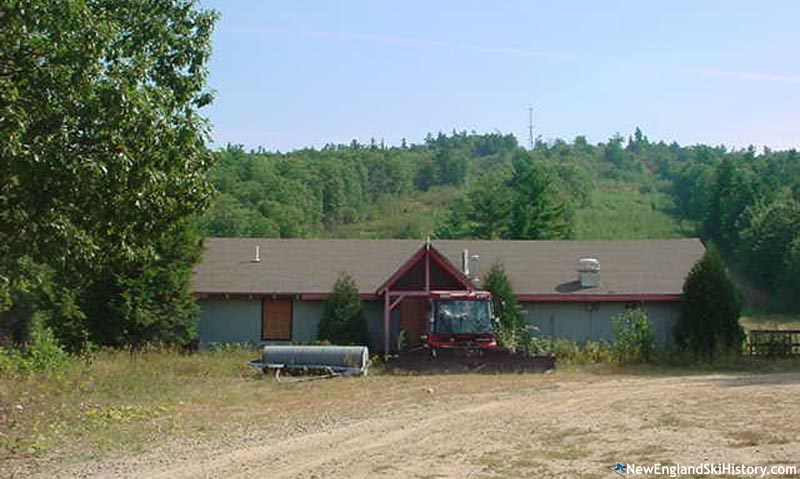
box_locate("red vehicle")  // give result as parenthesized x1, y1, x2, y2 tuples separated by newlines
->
(424, 290, 497, 356)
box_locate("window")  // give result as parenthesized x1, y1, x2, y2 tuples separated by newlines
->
(432, 299, 493, 334)
(262, 298, 292, 340)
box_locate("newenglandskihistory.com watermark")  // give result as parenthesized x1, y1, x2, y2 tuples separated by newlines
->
(610, 462, 797, 477)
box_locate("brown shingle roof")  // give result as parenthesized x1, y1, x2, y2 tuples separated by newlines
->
(193, 238, 704, 298)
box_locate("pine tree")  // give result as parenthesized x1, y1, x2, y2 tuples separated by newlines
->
(318, 274, 369, 345)
(674, 246, 744, 358)
(484, 263, 526, 349)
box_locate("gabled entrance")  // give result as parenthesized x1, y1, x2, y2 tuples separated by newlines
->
(376, 240, 473, 354)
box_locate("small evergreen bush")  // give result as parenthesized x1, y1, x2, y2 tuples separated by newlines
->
(675, 246, 744, 359)
(318, 274, 369, 345)
(484, 263, 527, 351)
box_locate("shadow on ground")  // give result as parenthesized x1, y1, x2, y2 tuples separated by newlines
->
(384, 348, 555, 375)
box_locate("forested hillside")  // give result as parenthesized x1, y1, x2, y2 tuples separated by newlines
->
(198, 130, 800, 310)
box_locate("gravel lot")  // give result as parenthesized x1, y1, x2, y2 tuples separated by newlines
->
(18, 371, 800, 479)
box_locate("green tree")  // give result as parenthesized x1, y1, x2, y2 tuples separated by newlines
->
(706, 159, 756, 252)
(437, 154, 572, 240)
(738, 197, 800, 289)
(780, 237, 800, 310)
(436, 172, 512, 239)
(433, 147, 468, 186)
(196, 194, 279, 238)
(415, 159, 436, 191)
(543, 162, 595, 208)
(674, 246, 744, 358)
(507, 154, 573, 239)
(1, 0, 217, 350)
(484, 263, 526, 349)
(318, 274, 369, 345)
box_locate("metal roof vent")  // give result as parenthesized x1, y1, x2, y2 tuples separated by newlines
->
(461, 249, 481, 281)
(252, 245, 261, 263)
(578, 257, 600, 288)
(470, 254, 481, 282)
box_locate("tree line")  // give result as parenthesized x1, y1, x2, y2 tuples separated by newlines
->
(667, 146, 800, 309)
(200, 128, 799, 310)
(194, 131, 520, 238)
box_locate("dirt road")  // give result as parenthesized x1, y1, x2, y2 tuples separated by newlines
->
(37, 372, 800, 478)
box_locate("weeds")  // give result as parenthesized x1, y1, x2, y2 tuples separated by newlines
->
(612, 310, 655, 363)
(0, 347, 260, 461)
(0, 316, 69, 376)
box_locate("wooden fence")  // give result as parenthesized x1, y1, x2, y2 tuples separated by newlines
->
(747, 330, 800, 356)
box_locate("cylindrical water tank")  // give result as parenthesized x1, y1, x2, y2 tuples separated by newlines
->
(261, 345, 369, 373)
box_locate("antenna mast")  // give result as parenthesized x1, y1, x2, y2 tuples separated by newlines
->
(527, 105, 534, 150)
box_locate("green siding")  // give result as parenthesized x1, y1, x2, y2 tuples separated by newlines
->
(198, 298, 318, 345)
(642, 303, 680, 345)
(292, 301, 323, 343)
(198, 298, 681, 347)
(198, 298, 261, 344)
(523, 301, 680, 345)
(364, 301, 386, 351)
(198, 298, 384, 349)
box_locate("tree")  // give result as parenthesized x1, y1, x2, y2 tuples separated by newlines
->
(433, 147, 468, 186)
(437, 154, 572, 240)
(738, 197, 800, 289)
(484, 263, 526, 349)
(674, 246, 744, 358)
(415, 159, 436, 191)
(706, 159, 755, 252)
(436, 172, 512, 239)
(780, 237, 800, 310)
(318, 274, 369, 345)
(507, 154, 573, 239)
(1, 1, 218, 349)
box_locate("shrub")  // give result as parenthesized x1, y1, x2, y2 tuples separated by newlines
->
(612, 310, 655, 363)
(24, 315, 70, 372)
(0, 315, 69, 376)
(747, 331, 794, 357)
(675, 246, 744, 358)
(205, 341, 259, 353)
(0, 347, 24, 375)
(318, 273, 369, 345)
(548, 338, 614, 366)
(484, 263, 527, 351)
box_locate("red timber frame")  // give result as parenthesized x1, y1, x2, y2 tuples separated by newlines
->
(375, 239, 473, 355)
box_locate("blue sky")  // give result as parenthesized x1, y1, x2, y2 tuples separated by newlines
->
(200, 1, 800, 151)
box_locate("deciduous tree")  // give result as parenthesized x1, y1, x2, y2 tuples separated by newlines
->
(1, 0, 218, 349)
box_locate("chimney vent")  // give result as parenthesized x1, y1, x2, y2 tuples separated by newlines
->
(470, 254, 481, 282)
(578, 257, 600, 287)
(252, 245, 261, 263)
(462, 249, 470, 277)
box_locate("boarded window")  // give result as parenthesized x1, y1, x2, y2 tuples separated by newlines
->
(262, 299, 292, 340)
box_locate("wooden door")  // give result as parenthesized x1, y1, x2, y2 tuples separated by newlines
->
(262, 299, 292, 340)
(400, 298, 428, 347)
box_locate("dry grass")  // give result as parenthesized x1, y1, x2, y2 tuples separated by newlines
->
(2, 350, 800, 478)
(0, 348, 577, 471)
(740, 314, 800, 332)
